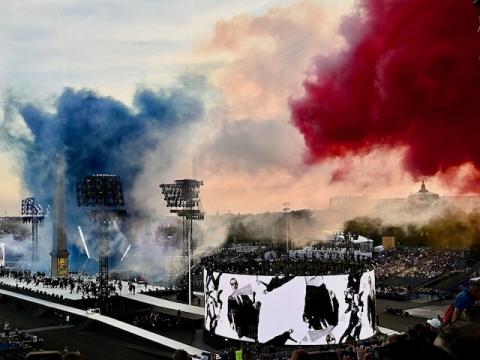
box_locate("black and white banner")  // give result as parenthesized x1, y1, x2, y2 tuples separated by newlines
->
(204, 269, 376, 345)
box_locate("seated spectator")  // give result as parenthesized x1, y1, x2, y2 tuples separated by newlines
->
(434, 322, 480, 360)
(290, 349, 308, 360)
(407, 323, 437, 344)
(63, 351, 83, 360)
(374, 337, 454, 360)
(426, 318, 442, 334)
(173, 349, 191, 360)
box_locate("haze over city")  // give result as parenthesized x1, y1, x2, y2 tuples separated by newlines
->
(3, 0, 478, 218)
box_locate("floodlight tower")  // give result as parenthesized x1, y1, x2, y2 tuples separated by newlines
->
(21, 197, 45, 263)
(159, 179, 204, 305)
(76, 174, 126, 312)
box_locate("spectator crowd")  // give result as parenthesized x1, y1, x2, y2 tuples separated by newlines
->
(0, 321, 44, 353)
(376, 285, 451, 301)
(374, 247, 474, 280)
(196, 244, 373, 277)
(212, 320, 480, 360)
(191, 244, 480, 303)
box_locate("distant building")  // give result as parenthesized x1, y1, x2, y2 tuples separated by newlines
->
(327, 181, 480, 229)
(407, 180, 440, 208)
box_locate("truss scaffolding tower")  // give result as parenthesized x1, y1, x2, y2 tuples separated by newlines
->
(77, 174, 126, 313)
(21, 197, 45, 264)
(159, 179, 204, 305)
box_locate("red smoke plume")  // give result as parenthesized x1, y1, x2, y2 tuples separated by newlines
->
(291, 0, 480, 191)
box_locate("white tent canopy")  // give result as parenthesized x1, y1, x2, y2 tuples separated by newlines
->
(353, 235, 374, 244)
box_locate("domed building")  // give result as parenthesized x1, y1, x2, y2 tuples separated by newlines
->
(408, 180, 440, 208)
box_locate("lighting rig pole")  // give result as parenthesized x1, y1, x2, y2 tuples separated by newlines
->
(21, 197, 45, 264)
(283, 202, 290, 254)
(76, 174, 126, 313)
(159, 179, 204, 306)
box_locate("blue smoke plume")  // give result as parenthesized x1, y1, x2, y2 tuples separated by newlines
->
(9, 82, 205, 270)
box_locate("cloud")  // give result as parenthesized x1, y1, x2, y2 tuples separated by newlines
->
(177, 0, 447, 216)
(291, 0, 480, 193)
(197, 0, 347, 121)
(200, 119, 303, 174)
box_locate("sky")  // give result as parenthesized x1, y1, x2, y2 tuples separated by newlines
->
(1, 0, 477, 217)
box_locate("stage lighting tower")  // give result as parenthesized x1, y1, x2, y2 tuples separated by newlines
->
(159, 179, 204, 305)
(21, 197, 45, 263)
(76, 174, 126, 312)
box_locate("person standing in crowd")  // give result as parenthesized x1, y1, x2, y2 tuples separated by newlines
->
(451, 278, 480, 323)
